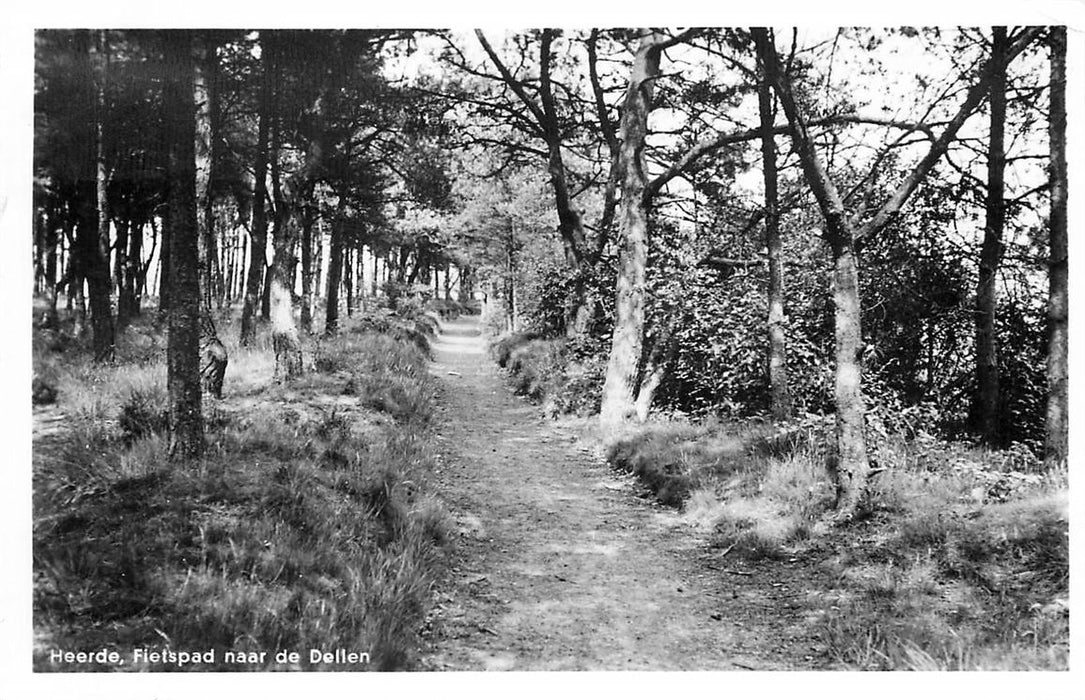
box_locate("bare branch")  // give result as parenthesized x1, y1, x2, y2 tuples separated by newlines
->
(474, 30, 547, 131)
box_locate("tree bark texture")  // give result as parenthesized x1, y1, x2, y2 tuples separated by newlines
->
(300, 210, 315, 333)
(162, 29, 204, 458)
(239, 38, 271, 346)
(43, 207, 60, 328)
(324, 213, 345, 335)
(113, 218, 131, 329)
(194, 33, 221, 310)
(599, 31, 663, 428)
(971, 26, 1008, 443)
(74, 29, 116, 362)
(758, 55, 792, 421)
(1045, 25, 1068, 469)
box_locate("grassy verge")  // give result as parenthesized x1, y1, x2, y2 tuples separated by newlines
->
(600, 416, 1069, 670)
(490, 331, 605, 418)
(32, 310, 449, 671)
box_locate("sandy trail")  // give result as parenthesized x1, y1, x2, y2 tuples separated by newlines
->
(420, 316, 831, 671)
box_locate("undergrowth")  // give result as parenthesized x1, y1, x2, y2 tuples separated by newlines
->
(490, 331, 605, 417)
(33, 310, 449, 671)
(598, 414, 1069, 670)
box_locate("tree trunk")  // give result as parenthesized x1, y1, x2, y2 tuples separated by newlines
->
(599, 31, 663, 428)
(71, 271, 86, 337)
(114, 218, 131, 329)
(754, 27, 869, 519)
(634, 313, 679, 421)
(458, 264, 473, 303)
(34, 208, 46, 295)
(828, 232, 871, 516)
(222, 226, 234, 303)
(324, 214, 345, 335)
(195, 33, 219, 310)
(344, 246, 354, 317)
(300, 210, 314, 333)
(269, 130, 303, 379)
(139, 218, 158, 310)
(261, 263, 272, 320)
(43, 207, 60, 329)
(162, 29, 204, 458)
(758, 56, 792, 421)
(123, 220, 142, 318)
(357, 243, 366, 310)
(372, 251, 380, 297)
(159, 205, 173, 318)
(1045, 25, 1068, 469)
(237, 225, 248, 304)
(971, 26, 1008, 443)
(239, 36, 271, 346)
(87, 29, 115, 362)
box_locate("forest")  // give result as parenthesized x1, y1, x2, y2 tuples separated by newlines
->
(28, 26, 1069, 675)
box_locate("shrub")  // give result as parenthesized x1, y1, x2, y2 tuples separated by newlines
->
(32, 374, 58, 405)
(118, 388, 170, 444)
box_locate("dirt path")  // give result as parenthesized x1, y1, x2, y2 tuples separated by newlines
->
(420, 316, 834, 671)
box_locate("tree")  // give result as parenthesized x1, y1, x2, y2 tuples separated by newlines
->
(194, 31, 222, 310)
(599, 30, 674, 426)
(970, 26, 1008, 442)
(1045, 25, 1067, 468)
(162, 29, 204, 458)
(473, 29, 604, 335)
(239, 34, 272, 347)
(753, 26, 1043, 519)
(63, 30, 117, 361)
(758, 47, 792, 421)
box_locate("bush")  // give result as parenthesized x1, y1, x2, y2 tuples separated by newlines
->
(118, 388, 170, 444)
(32, 374, 58, 405)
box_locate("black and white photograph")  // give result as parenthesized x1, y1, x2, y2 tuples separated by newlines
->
(2, 2, 1082, 697)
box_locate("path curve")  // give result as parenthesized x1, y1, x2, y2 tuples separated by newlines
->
(420, 316, 829, 671)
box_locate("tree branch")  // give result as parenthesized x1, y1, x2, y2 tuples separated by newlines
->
(475, 30, 547, 131)
(857, 26, 1044, 238)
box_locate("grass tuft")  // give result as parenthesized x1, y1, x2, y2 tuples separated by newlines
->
(33, 308, 450, 671)
(599, 411, 1068, 670)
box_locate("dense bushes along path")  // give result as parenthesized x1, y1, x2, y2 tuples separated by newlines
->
(421, 316, 830, 671)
